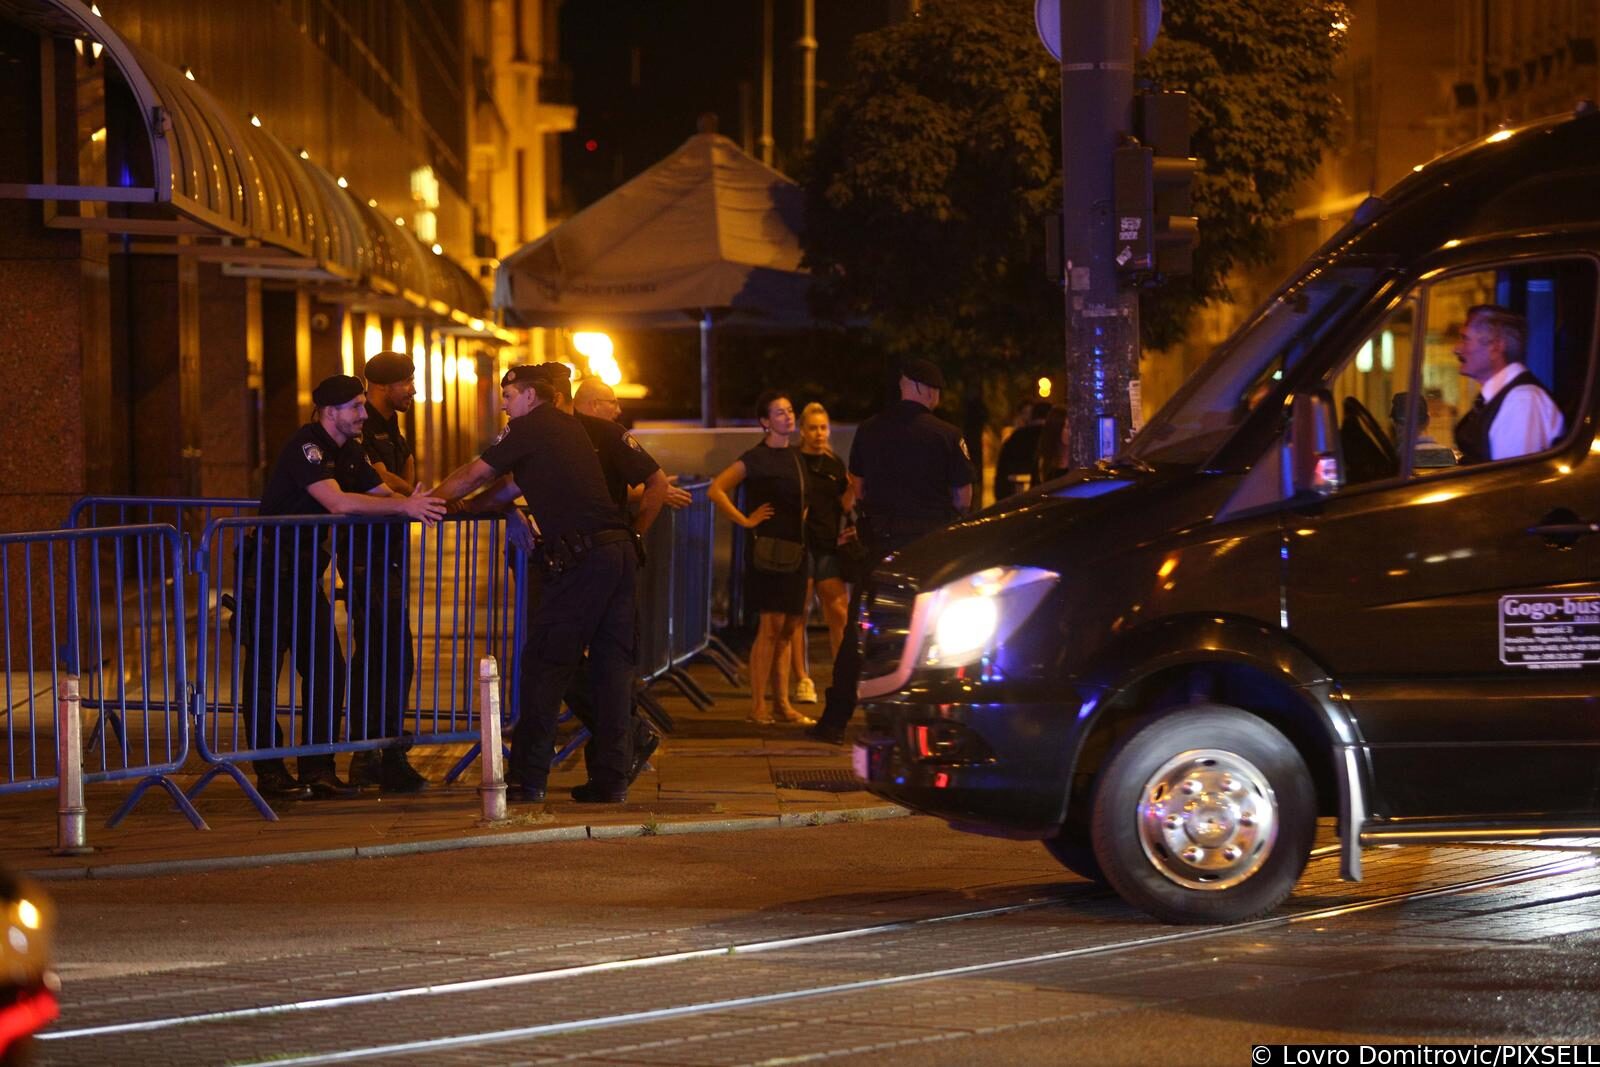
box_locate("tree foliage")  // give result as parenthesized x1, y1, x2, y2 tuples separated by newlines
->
(800, 0, 1349, 382)
(1139, 0, 1351, 347)
(799, 0, 1062, 397)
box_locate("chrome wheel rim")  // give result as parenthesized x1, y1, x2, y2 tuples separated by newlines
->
(1135, 748, 1278, 891)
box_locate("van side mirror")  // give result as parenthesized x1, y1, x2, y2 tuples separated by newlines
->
(1283, 390, 1343, 500)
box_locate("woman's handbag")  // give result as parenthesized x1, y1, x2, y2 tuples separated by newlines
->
(752, 534, 806, 573)
(750, 449, 807, 574)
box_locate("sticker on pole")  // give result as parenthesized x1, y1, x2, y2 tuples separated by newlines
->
(1499, 594, 1600, 669)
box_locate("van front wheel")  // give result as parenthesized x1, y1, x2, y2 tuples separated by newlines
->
(1090, 705, 1314, 924)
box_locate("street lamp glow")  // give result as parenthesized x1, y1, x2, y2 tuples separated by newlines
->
(336, 176, 348, 188)
(1037, 376, 1052, 399)
(572, 332, 622, 386)
(571, 331, 614, 361)
(249, 113, 262, 128)
(363, 315, 384, 361)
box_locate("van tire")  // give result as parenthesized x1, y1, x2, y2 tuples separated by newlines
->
(1042, 824, 1104, 884)
(1090, 704, 1315, 924)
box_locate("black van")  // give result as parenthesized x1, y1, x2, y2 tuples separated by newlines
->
(851, 106, 1600, 924)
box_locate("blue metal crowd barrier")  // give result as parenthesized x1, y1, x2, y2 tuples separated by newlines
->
(7, 482, 727, 828)
(188, 512, 524, 817)
(0, 523, 203, 827)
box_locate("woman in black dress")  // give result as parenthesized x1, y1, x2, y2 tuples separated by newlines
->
(788, 402, 852, 704)
(707, 391, 815, 725)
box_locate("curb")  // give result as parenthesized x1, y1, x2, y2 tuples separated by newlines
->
(21, 805, 911, 881)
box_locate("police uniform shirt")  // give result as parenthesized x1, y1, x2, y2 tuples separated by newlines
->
(575, 412, 661, 512)
(849, 399, 975, 523)
(361, 402, 413, 479)
(479, 404, 620, 543)
(260, 422, 380, 517)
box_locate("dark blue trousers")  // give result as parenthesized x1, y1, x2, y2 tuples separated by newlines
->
(511, 541, 637, 790)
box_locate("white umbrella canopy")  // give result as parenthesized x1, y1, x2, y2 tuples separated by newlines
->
(495, 127, 812, 329)
(494, 123, 814, 425)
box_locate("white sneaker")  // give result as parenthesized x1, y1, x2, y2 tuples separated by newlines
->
(794, 677, 818, 704)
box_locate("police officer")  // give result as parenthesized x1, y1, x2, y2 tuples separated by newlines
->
(242, 374, 445, 801)
(806, 357, 974, 745)
(342, 351, 427, 793)
(459, 364, 670, 786)
(434, 365, 639, 803)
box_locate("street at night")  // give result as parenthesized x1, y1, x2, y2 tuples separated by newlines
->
(7, 0, 1600, 1062)
(32, 823, 1600, 1065)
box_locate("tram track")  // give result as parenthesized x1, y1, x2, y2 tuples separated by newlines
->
(45, 849, 1587, 1067)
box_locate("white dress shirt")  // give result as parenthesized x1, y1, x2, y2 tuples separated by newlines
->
(1481, 362, 1564, 461)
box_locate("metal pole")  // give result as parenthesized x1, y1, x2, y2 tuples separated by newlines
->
(1059, 0, 1138, 468)
(797, 0, 816, 145)
(477, 656, 506, 824)
(54, 674, 91, 855)
(759, 0, 775, 166)
(699, 310, 718, 428)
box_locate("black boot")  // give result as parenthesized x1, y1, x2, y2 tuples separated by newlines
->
(255, 759, 311, 801)
(380, 748, 428, 794)
(299, 756, 360, 799)
(348, 750, 383, 790)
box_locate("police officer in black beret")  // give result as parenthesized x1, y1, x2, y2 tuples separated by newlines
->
(240, 374, 445, 801)
(434, 364, 640, 803)
(340, 351, 427, 792)
(806, 357, 974, 745)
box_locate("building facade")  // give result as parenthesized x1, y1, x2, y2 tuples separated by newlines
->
(1141, 0, 1600, 415)
(0, 0, 571, 533)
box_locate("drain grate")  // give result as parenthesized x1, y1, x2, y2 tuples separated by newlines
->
(773, 768, 865, 793)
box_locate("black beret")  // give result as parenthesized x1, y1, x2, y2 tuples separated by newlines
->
(312, 374, 364, 408)
(500, 364, 540, 388)
(363, 351, 414, 385)
(900, 357, 946, 390)
(500, 362, 570, 388)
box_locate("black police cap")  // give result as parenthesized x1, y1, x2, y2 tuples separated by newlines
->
(501, 362, 571, 388)
(363, 351, 414, 385)
(312, 374, 364, 408)
(900, 357, 946, 391)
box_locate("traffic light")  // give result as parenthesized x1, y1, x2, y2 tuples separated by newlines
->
(1114, 90, 1199, 282)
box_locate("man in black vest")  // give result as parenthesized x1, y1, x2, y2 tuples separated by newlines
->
(1452, 304, 1563, 464)
(807, 357, 975, 745)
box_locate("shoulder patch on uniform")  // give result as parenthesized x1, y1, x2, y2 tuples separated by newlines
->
(958, 438, 971, 460)
(624, 432, 643, 451)
(302, 442, 324, 464)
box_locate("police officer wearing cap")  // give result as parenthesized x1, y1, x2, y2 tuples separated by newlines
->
(435, 364, 639, 803)
(807, 357, 974, 745)
(338, 351, 427, 793)
(458, 363, 671, 787)
(242, 374, 445, 801)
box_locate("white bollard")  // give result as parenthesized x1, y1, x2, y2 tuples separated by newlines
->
(54, 674, 92, 855)
(477, 656, 507, 824)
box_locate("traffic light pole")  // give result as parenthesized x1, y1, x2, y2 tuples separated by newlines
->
(1059, 0, 1139, 469)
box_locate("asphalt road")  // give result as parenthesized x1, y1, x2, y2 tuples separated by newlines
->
(31, 817, 1600, 1065)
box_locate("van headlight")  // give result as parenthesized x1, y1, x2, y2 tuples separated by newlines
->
(919, 566, 1058, 668)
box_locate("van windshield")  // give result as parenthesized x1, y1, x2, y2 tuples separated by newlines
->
(1124, 267, 1384, 466)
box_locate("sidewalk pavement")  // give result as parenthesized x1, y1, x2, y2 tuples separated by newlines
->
(1, 634, 905, 881)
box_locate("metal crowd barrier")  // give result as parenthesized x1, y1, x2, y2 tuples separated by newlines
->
(189, 513, 524, 817)
(6, 481, 729, 830)
(65, 496, 259, 569)
(0, 523, 202, 828)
